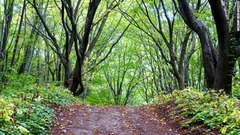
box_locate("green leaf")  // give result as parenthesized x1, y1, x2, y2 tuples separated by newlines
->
(18, 126, 29, 135)
(0, 131, 5, 135)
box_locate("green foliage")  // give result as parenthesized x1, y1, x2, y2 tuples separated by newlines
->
(85, 41, 147, 106)
(85, 89, 114, 105)
(158, 88, 240, 134)
(232, 70, 240, 97)
(0, 74, 81, 134)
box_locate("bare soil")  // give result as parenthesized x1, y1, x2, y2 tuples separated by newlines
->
(50, 102, 218, 135)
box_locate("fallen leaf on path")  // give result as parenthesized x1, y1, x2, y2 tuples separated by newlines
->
(51, 103, 215, 135)
(67, 133, 75, 135)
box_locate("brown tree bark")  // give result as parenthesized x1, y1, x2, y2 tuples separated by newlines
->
(70, 0, 101, 96)
(31, 0, 72, 87)
(11, 0, 26, 66)
(0, 0, 14, 78)
(177, 0, 217, 89)
(208, 0, 236, 94)
(18, 22, 39, 74)
(176, 0, 238, 94)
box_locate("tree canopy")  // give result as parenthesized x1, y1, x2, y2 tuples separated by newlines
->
(0, 0, 240, 101)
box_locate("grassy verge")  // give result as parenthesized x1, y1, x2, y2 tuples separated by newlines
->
(0, 74, 81, 135)
(156, 88, 240, 134)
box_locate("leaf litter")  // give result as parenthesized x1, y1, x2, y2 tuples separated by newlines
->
(51, 103, 218, 135)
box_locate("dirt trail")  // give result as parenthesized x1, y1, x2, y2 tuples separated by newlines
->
(51, 104, 186, 135)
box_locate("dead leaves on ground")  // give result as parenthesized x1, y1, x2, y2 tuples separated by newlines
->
(51, 104, 181, 135)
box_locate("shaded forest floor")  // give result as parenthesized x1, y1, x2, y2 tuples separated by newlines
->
(50, 102, 218, 135)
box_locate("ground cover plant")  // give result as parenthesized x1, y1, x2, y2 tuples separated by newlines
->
(157, 88, 240, 134)
(0, 74, 81, 135)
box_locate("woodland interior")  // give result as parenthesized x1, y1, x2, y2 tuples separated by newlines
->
(0, 0, 240, 135)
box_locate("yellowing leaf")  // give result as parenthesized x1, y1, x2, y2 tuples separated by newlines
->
(235, 114, 240, 123)
(7, 103, 15, 108)
(230, 112, 236, 116)
(4, 116, 11, 122)
(220, 126, 227, 134)
(223, 117, 228, 123)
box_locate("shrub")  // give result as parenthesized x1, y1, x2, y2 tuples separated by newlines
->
(159, 88, 240, 134)
(0, 74, 81, 134)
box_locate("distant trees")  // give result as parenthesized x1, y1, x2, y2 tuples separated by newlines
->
(11, 0, 26, 67)
(103, 44, 139, 105)
(0, 0, 14, 80)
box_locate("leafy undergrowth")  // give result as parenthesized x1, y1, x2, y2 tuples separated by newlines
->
(156, 88, 240, 135)
(0, 74, 80, 135)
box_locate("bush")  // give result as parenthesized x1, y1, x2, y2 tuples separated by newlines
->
(159, 88, 240, 134)
(0, 74, 81, 134)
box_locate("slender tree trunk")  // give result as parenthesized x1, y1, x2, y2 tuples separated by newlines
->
(63, 63, 71, 87)
(18, 20, 38, 74)
(56, 60, 61, 82)
(70, 0, 101, 96)
(36, 48, 41, 84)
(11, 0, 26, 66)
(0, 0, 14, 79)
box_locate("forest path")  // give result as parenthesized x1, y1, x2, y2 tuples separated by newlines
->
(50, 103, 187, 135)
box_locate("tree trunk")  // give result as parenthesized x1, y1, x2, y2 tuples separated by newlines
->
(56, 61, 61, 82)
(0, 0, 14, 79)
(178, 0, 237, 94)
(71, 61, 85, 96)
(63, 63, 71, 87)
(198, 29, 217, 88)
(18, 19, 39, 74)
(178, 0, 217, 89)
(208, 0, 233, 94)
(11, 0, 26, 66)
(70, 0, 101, 96)
(177, 76, 185, 90)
